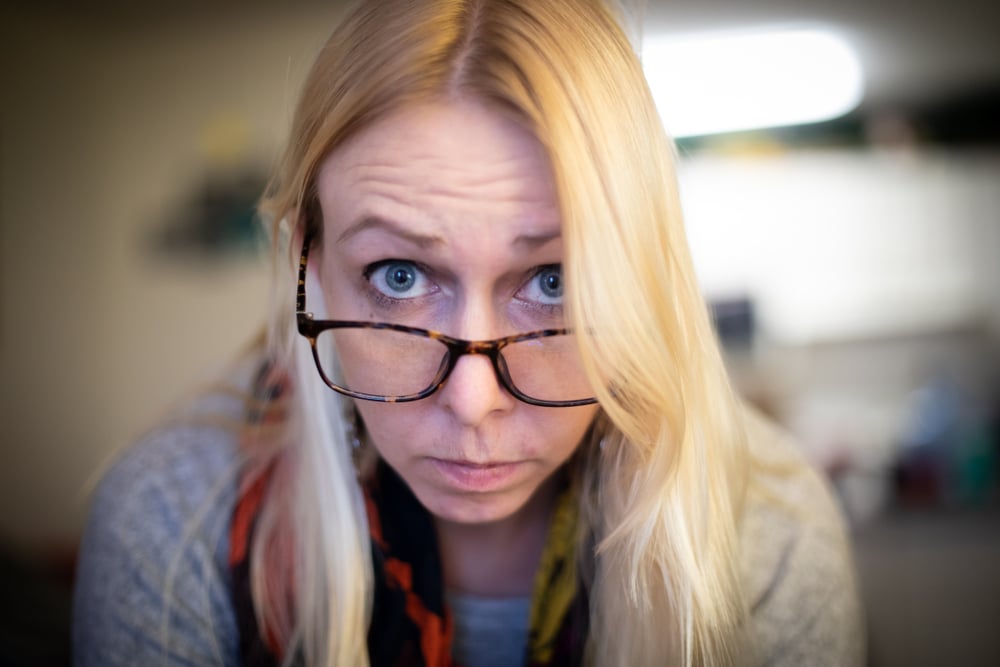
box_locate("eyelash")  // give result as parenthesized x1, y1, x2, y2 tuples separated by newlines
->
(358, 261, 565, 316)
(516, 265, 564, 315)
(361, 259, 435, 310)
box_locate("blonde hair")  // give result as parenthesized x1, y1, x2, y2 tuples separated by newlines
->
(256, 1, 750, 665)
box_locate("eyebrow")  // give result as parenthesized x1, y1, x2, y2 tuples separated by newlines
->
(336, 216, 443, 248)
(335, 215, 562, 249)
(512, 229, 561, 249)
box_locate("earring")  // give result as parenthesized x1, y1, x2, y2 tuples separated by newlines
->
(347, 406, 375, 476)
(346, 406, 363, 450)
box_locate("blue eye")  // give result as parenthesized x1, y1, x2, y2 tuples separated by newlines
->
(383, 263, 416, 292)
(518, 265, 563, 306)
(366, 260, 432, 299)
(538, 266, 562, 299)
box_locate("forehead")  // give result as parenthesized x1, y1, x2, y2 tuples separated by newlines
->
(314, 98, 561, 240)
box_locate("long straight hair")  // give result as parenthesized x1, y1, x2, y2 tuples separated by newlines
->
(256, 1, 750, 664)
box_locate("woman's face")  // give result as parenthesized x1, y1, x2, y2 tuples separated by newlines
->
(313, 99, 599, 525)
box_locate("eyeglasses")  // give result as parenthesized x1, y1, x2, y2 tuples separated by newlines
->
(295, 230, 597, 407)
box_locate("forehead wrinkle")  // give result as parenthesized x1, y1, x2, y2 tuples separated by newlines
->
(340, 159, 553, 210)
(316, 101, 563, 255)
(419, 152, 546, 191)
(335, 215, 444, 249)
(344, 167, 560, 237)
(420, 170, 555, 202)
(323, 189, 561, 261)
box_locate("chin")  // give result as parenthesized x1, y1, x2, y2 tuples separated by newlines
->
(416, 483, 536, 526)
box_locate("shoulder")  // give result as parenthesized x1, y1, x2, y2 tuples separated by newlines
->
(72, 356, 264, 666)
(738, 407, 865, 667)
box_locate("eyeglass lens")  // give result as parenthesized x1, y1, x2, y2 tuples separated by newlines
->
(314, 327, 592, 403)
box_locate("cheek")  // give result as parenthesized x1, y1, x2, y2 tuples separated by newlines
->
(530, 406, 600, 458)
(354, 401, 416, 453)
(503, 405, 599, 464)
(354, 401, 446, 473)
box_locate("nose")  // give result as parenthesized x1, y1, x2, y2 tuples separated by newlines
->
(435, 348, 514, 426)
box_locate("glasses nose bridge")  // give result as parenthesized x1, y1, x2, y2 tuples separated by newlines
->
(460, 339, 501, 355)
(443, 338, 509, 387)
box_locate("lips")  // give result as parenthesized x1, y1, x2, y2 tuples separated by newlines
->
(429, 458, 524, 492)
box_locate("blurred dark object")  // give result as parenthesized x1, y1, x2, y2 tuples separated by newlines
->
(0, 545, 72, 667)
(679, 82, 1000, 152)
(893, 375, 999, 510)
(149, 168, 267, 262)
(915, 86, 1000, 146)
(710, 296, 755, 348)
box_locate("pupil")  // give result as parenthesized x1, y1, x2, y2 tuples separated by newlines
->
(541, 269, 562, 297)
(385, 264, 415, 292)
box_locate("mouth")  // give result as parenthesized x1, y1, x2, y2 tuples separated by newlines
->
(428, 458, 525, 492)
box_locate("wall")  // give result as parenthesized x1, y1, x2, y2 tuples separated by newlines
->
(0, 4, 342, 551)
(680, 149, 1000, 342)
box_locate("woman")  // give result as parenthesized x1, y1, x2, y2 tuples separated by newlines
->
(74, 1, 863, 665)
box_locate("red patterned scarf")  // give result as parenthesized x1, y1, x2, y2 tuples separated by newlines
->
(229, 372, 589, 666)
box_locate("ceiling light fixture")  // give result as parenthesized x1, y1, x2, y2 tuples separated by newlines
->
(642, 27, 865, 138)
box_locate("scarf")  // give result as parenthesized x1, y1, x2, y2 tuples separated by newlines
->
(230, 410, 589, 666)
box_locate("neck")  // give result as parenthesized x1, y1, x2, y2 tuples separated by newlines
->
(436, 474, 561, 597)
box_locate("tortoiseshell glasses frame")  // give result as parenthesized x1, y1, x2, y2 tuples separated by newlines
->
(295, 230, 597, 407)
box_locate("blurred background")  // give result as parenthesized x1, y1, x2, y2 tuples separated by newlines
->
(1, 0, 998, 664)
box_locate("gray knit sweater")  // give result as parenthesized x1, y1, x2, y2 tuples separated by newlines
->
(73, 364, 864, 666)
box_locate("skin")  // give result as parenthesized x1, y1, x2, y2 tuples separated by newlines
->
(312, 98, 599, 595)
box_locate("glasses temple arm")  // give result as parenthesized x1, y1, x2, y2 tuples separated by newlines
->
(297, 230, 314, 315)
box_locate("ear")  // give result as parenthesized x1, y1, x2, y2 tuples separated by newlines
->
(285, 206, 323, 270)
(287, 206, 306, 257)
